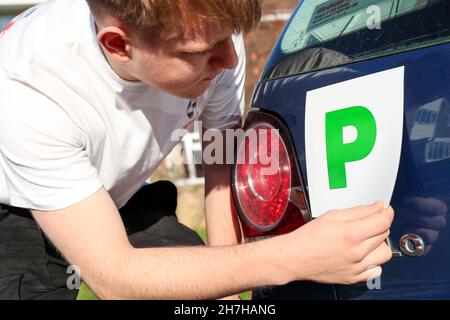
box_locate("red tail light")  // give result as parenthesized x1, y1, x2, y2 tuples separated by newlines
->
(235, 123, 291, 231)
(232, 112, 311, 239)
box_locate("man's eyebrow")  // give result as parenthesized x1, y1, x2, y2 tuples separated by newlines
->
(178, 37, 229, 53)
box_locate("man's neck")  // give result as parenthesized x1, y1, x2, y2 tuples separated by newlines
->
(100, 47, 139, 82)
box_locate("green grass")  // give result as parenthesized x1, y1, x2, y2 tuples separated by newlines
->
(76, 227, 251, 300)
(77, 282, 99, 300)
(197, 227, 207, 243)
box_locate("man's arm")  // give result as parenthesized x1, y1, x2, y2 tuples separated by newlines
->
(204, 163, 241, 246)
(202, 126, 243, 247)
(32, 187, 277, 299)
(203, 157, 241, 300)
(32, 187, 394, 300)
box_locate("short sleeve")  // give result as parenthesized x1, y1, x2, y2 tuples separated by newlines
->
(0, 80, 103, 211)
(199, 34, 246, 131)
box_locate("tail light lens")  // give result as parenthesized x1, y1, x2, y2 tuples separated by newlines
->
(232, 112, 311, 239)
(235, 123, 291, 231)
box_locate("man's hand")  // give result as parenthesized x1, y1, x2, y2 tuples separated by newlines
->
(270, 201, 394, 285)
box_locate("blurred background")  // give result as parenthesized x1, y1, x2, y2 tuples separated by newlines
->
(0, 0, 299, 235)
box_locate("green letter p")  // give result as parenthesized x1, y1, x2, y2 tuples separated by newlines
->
(326, 106, 377, 190)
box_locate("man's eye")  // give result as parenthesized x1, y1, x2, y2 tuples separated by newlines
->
(182, 51, 210, 57)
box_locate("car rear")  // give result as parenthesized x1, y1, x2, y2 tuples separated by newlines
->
(232, 0, 450, 299)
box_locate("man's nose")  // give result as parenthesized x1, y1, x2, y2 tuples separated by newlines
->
(209, 38, 238, 70)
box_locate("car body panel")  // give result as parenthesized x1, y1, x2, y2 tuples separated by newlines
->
(251, 42, 450, 299)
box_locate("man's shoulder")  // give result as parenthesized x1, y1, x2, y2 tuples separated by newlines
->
(0, 76, 41, 112)
(0, 78, 83, 142)
(0, 0, 92, 69)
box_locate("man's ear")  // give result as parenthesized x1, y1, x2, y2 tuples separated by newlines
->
(97, 26, 132, 63)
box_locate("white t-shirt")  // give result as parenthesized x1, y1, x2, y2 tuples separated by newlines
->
(0, 0, 246, 211)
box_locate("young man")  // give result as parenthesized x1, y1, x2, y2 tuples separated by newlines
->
(0, 0, 394, 300)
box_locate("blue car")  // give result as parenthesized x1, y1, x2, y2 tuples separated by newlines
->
(232, 0, 450, 299)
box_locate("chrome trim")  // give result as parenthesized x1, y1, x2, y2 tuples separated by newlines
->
(386, 236, 403, 258)
(399, 234, 425, 257)
(247, 163, 268, 202)
(291, 186, 310, 222)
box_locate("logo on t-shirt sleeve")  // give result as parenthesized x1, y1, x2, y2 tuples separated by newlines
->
(187, 99, 199, 119)
(1, 7, 38, 36)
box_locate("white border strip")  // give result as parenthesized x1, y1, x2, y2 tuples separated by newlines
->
(1, 0, 43, 6)
(261, 12, 292, 23)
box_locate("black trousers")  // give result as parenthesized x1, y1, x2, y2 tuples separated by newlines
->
(0, 181, 204, 300)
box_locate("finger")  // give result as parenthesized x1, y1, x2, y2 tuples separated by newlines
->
(358, 242, 393, 273)
(404, 214, 447, 230)
(354, 265, 383, 284)
(359, 230, 391, 260)
(403, 196, 448, 215)
(424, 245, 432, 256)
(327, 201, 385, 222)
(415, 228, 440, 244)
(350, 206, 394, 241)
